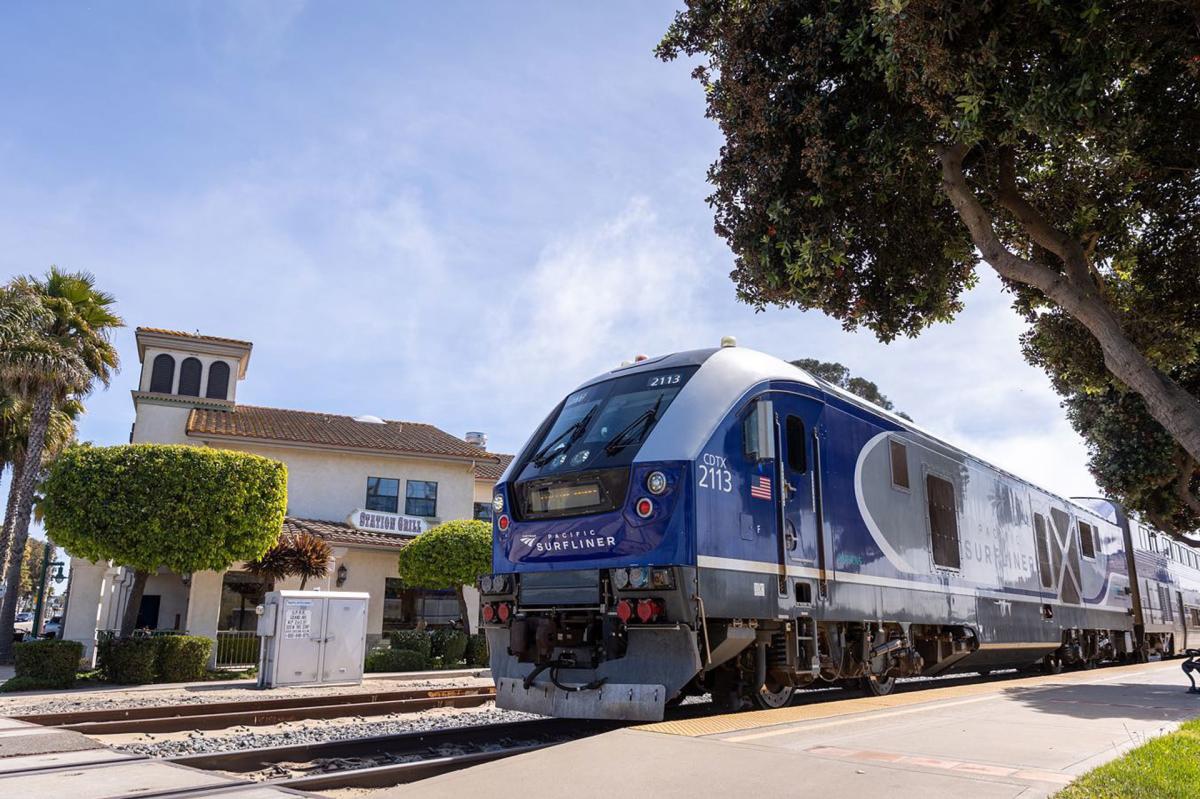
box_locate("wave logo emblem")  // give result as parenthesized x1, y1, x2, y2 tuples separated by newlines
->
(519, 534, 537, 547)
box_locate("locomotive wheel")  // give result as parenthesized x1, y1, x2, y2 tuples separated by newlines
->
(752, 681, 795, 709)
(861, 674, 896, 696)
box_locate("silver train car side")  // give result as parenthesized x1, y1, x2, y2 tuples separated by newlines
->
(479, 345, 1197, 720)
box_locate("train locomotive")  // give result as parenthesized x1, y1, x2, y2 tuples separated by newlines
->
(479, 342, 1200, 721)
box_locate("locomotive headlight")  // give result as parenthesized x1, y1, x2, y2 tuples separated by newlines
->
(492, 493, 505, 514)
(611, 568, 630, 590)
(628, 566, 651, 589)
(646, 471, 668, 495)
(493, 574, 510, 593)
(480, 575, 494, 593)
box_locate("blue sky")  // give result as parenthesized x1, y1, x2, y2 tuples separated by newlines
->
(1, 2, 1099, 562)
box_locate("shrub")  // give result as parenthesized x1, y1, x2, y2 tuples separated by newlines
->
(99, 636, 158, 684)
(364, 647, 429, 673)
(466, 633, 489, 667)
(156, 635, 212, 683)
(4, 639, 83, 690)
(389, 629, 432, 659)
(431, 628, 468, 665)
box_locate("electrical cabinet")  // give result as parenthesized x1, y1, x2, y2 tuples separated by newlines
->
(256, 590, 369, 688)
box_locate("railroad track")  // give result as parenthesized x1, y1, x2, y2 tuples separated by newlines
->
(13, 685, 496, 734)
(170, 716, 620, 791)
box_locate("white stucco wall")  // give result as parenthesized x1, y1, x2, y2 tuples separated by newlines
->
(210, 441, 478, 524)
(131, 402, 195, 445)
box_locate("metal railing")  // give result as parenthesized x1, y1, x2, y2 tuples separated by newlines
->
(215, 630, 260, 668)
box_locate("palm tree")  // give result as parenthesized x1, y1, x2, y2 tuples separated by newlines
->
(0, 396, 82, 575)
(0, 269, 121, 663)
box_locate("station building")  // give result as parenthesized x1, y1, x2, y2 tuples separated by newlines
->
(61, 327, 511, 666)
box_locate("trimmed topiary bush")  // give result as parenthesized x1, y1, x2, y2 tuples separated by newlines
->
(1, 639, 83, 691)
(431, 628, 468, 665)
(99, 636, 159, 684)
(156, 635, 212, 683)
(466, 633, 489, 667)
(389, 629, 432, 659)
(365, 647, 429, 673)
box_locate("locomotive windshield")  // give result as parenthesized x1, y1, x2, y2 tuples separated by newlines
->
(515, 366, 698, 483)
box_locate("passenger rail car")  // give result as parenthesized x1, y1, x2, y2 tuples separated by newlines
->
(479, 344, 1196, 720)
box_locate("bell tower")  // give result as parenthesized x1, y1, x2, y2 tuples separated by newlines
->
(129, 327, 253, 444)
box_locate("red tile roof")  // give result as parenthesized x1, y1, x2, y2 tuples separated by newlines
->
(284, 517, 411, 550)
(187, 404, 501, 462)
(136, 327, 252, 347)
(475, 453, 513, 482)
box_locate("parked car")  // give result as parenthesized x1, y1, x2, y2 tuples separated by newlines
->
(13, 617, 32, 642)
(41, 616, 63, 639)
(15, 611, 33, 623)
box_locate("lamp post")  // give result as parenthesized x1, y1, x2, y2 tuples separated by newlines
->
(32, 541, 66, 639)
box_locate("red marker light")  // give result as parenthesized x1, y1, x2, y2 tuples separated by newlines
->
(635, 498, 653, 519)
(497, 515, 510, 532)
(482, 604, 495, 623)
(635, 354, 648, 362)
(616, 599, 634, 623)
(498, 602, 511, 622)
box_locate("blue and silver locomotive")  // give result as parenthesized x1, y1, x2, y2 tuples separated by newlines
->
(479, 343, 1200, 720)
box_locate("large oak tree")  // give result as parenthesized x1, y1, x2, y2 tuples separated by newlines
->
(659, 1, 1200, 535)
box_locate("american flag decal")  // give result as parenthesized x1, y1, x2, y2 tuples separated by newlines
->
(750, 475, 773, 500)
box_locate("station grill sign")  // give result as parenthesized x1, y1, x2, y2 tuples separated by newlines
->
(348, 508, 429, 536)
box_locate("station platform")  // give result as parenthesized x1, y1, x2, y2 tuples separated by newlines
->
(0, 717, 315, 798)
(389, 659, 1200, 799)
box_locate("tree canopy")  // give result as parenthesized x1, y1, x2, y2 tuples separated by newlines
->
(396, 519, 491, 591)
(42, 444, 288, 634)
(659, 1, 1200, 536)
(790, 358, 909, 419)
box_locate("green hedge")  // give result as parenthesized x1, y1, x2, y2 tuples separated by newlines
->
(365, 647, 429, 673)
(467, 633, 489, 667)
(0, 640, 83, 691)
(389, 629, 433, 659)
(156, 636, 212, 683)
(98, 636, 159, 684)
(431, 629, 468, 664)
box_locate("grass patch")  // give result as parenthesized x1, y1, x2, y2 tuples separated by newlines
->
(1054, 717, 1200, 798)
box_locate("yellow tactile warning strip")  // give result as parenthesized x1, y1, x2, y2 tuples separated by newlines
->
(635, 659, 1175, 738)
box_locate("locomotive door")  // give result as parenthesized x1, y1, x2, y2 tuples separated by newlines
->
(776, 397, 826, 605)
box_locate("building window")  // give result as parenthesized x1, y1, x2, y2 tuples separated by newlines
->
(219, 571, 270, 632)
(1033, 513, 1053, 588)
(406, 480, 438, 517)
(178, 357, 202, 396)
(926, 474, 960, 570)
(149, 353, 175, 393)
(1078, 521, 1097, 560)
(365, 477, 399, 513)
(474, 502, 493, 521)
(889, 439, 910, 490)
(784, 416, 807, 472)
(206, 360, 231, 400)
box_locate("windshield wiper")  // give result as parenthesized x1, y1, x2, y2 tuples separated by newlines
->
(604, 395, 664, 456)
(531, 407, 597, 467)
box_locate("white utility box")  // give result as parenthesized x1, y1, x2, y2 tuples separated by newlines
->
(256, 590, 369, 688)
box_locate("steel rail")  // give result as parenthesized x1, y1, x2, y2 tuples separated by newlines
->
(18, 686, 497, 735)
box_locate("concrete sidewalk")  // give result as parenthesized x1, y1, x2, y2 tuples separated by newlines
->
(388, 660, 1200, 799)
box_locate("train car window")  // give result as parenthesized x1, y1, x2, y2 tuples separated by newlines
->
(1078, 521, 1097, 560)
(784, 415, 807, 472)
(926, 474, 960, 570)
(889, 439, 910, 490)
(1148, 531, 1158, 554)
(1191, 608, 1200, 627)
(1033, 513, 1053, 589)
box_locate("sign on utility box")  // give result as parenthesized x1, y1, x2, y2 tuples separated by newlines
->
(256, 590, 369, 689)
